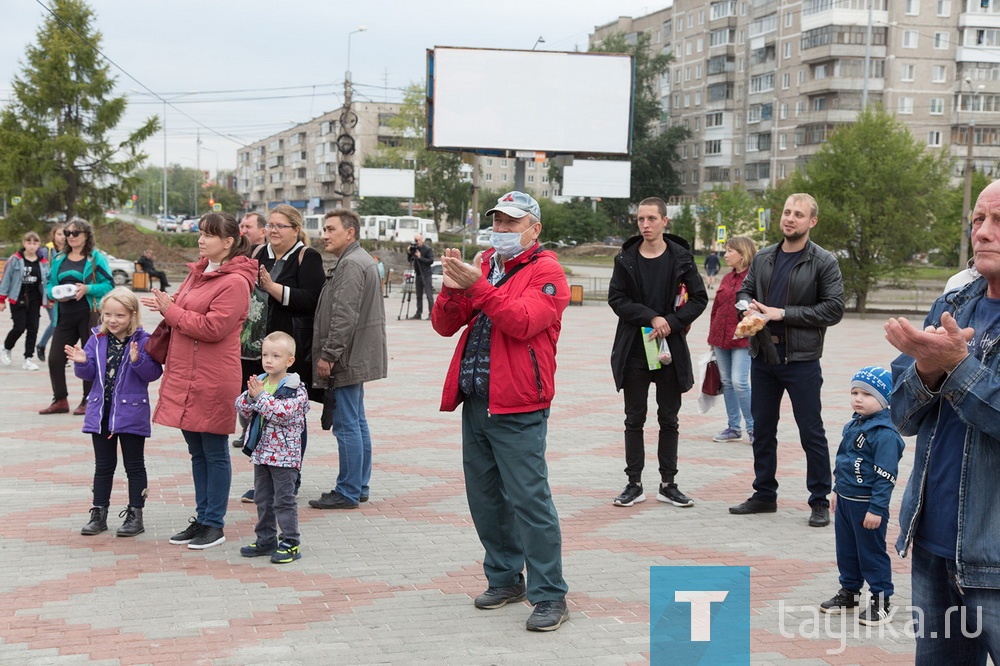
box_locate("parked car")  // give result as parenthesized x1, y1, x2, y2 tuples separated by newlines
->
(156, 216, 179, 232)
(476, 232, 492, 247)
(104, 254, 135, 287)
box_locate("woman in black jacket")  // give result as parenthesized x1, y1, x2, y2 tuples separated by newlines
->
(237, 204, 326, 499)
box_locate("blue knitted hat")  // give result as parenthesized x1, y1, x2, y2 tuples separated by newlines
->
(851, 366, 892, 409)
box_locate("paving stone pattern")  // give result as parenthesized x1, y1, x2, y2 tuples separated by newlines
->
(0, 299, 921, 664)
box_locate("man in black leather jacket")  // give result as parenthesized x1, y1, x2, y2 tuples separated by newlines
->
(407, 233, 435, 320)
(730, 193, 844, 527)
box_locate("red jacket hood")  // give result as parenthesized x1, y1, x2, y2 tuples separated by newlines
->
(186, 254, 257, 291)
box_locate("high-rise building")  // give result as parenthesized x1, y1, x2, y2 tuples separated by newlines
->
(592, 0, 1000, 199)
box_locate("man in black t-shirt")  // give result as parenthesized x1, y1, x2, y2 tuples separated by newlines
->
(730, 193, 844, 527)
(608, 197, 708, 509)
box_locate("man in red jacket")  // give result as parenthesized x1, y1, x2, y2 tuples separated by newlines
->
(433, 191, 570, 632)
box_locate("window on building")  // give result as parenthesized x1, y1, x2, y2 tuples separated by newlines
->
(750, 73, 775, 93)
(928, 131, 942, 146)
(486, 158, 493, 166)
(693, 144, 700, 157)
(693, 169, 700, 184)
(783, 72, 791, 89)
(706, 111, 724, 127)
(784, 42, 792, 59)
(686, 41, 693, 55)
(682, 145, 689, 159)
(813, 97, 827, 111)
(796, 101, 805, 116)
(527, 175, 535, 183)
(779, 133, 787, 150)
(780, 103, 788, 119)
(937, 0, 950, 14)
(695, 91, 702, 106)
(485, 173, 492, 182)
(901, 63, 916, 81)
(932, 65, 947, 82)
(930, 97, 945, 114)
(696, 64, 703, 78)
(899, 97, 914, 114)
(798, 70, 806, 84)
(501, 174, 508, 182)
(700, 9, 705, 23)
(710, 1, 737, 20)
(697, 37, 704, 52)
(785, 11, 793, 27)
(905, 0, 919, 14)
(903, 30, 918, 48)
(935, 32, 949, 49)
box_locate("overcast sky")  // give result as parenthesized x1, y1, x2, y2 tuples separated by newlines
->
(1, 0, 664, 174)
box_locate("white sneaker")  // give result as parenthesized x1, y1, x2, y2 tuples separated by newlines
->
(22, 358, 39, 371)
(0, 349, 10, 366)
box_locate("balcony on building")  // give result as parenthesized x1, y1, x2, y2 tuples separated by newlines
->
(800, 24, 887, 64)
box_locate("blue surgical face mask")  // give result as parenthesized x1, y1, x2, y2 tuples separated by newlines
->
(490, 230, 527, 258)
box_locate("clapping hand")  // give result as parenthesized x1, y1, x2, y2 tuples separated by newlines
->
(129, 341, 139, 364)
(64, 344, 87, 364)
(247, 374, 265, 399)
(140, 288, 173, 314)
(441, 248, 482, 290)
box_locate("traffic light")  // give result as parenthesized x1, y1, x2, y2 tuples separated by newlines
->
(208, 198, 215, 207)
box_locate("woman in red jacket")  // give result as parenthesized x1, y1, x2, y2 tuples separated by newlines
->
(142, 212, 256, 550)
(706, 236, 757, 444)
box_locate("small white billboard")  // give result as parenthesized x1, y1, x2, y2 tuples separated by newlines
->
(561, 161, 631, 199)
(358, 168, 416, 198)
(427, 47, 634, 156)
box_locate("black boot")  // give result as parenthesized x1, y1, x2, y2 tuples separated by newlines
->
(116, 507, 144, 537)
(81, 507, 108, 535)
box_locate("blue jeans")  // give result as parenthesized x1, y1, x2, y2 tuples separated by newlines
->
(713, 346, 753, 434)
(911, 544, 1000, 665)
(181, 430, 231, 528)
(749, 354, 831, 506)
(331, 383, 372, 503)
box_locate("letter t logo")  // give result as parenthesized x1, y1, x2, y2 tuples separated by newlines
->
(674, 590, 729, 641)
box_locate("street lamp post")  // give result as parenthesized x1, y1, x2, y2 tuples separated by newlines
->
(959, 78, 985, 269)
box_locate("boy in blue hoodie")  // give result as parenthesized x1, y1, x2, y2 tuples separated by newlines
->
(820, 366, 905, 626)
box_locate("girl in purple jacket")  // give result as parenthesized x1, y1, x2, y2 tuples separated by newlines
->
(65, 287, 162, 537)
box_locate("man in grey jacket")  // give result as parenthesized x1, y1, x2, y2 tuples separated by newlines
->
(309, 209, 388, 510)
(729, 193, 844, 527)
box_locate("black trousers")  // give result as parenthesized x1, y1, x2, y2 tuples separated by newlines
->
(621, 361, 682, 485)
(414, 271, 435, 316)
(4, 298, 42, 357)
(92, 428, 147, 507)
(147, 269, 169, 289)
(48, 307, 94, 401)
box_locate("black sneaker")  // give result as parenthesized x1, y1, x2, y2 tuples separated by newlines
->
(231, 438, 243, 448)
(819, 588, 860, 614)
(614, 483, 646, 507)
(36, 345, 46, 362)
(271, 540, 302, 564)
(360, 494, 369, 503)
(526, 599, 569, 632)
(657, 483, 694, 507)
(809, 503, 831, 527)
(188, 526, 225, 550)
(168, 518, 204, 545)
(240, 538, 279, 558)
(308, 490, 358, 510)
(474, 574, 527, 609)
(858, 594, 891, 626)
(241, 489, 255, 504)
(729, 497, 778, 514)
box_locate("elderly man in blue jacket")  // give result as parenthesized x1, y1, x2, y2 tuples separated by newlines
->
(885, 179, 1000, 664)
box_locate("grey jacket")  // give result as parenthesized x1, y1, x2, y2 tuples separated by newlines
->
(737, 239, 844, 362)
(311, 241, 388, 389)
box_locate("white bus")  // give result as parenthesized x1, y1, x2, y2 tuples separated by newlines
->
(362, 215, 393, 241)
(390, 216, 438, 244)
(303, 214, 324, 240)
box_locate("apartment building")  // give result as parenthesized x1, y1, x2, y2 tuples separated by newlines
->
(237, 103, 554, 214)
(237, 101, 402, 213)
(592, 0, 1000, 199)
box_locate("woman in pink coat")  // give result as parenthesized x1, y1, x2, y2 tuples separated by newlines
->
(142, 212, 256, 550)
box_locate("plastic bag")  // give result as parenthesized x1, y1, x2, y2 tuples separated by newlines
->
(696, 350, 718, 414)
(734, 310, 768, 339)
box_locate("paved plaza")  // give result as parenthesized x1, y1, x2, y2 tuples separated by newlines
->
(0, 293, 922, 664)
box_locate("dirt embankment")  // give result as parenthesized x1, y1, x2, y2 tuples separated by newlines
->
(94, 221, 198, 264)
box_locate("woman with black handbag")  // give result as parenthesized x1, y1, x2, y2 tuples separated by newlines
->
(706, 236, 757, 443)
(235, 204, 326, 503)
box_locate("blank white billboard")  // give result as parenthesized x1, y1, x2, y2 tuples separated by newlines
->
(561, 161, 631, 198)
(428, 47, 633, 156)
(358, 168, 416, 198)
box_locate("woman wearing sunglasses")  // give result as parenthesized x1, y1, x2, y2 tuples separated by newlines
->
(40, 218, 114, 415)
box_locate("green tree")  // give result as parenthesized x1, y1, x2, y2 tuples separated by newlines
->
(373, 83, 469, 230)
(0, 0, 157, 237)
(357, 196, 406, 216)
(697, 185, 760, 249)
(538, 199, 612, 244)
(670, 204, 697, 248)
(933, 171, 989, 267)
(789, 105, 951, 313)
(588, 32, 690, 211)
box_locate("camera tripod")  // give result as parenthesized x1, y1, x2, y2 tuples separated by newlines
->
(397, 272, 415, 320)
